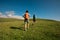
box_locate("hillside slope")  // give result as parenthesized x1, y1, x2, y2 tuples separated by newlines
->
(0, 18, 21, 22)
(0, 18, 60, 40)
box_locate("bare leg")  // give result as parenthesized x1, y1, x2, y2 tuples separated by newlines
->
(24, 23, 27, 31)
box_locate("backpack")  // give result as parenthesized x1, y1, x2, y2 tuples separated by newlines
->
(24, 13, 29, 19)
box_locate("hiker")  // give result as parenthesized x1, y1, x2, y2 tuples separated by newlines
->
(32, 14, 36, 25)
(23, 10, 30, 31)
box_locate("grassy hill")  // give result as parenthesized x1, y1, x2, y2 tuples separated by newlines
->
(0, 18, 21, 22)
(0, 18, 60, 40)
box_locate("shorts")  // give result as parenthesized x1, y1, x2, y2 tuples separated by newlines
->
(24, 19, 29, 24)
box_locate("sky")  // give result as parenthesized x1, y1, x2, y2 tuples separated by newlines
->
(0, 0, 60, 21)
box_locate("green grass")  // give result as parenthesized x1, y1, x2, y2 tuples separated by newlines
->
(0, 18, 20, 22)
(0, 18, 60, 40)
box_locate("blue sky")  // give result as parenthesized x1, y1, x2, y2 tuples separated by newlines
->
(0, 0, 60, 21)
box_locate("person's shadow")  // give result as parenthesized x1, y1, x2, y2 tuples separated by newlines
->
(10, 26, 23, 30)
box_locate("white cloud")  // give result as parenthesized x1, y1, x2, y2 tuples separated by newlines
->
(10, 15, 24, 19)
(5, 11, 15, 16)
(0, 11, 24, 19)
